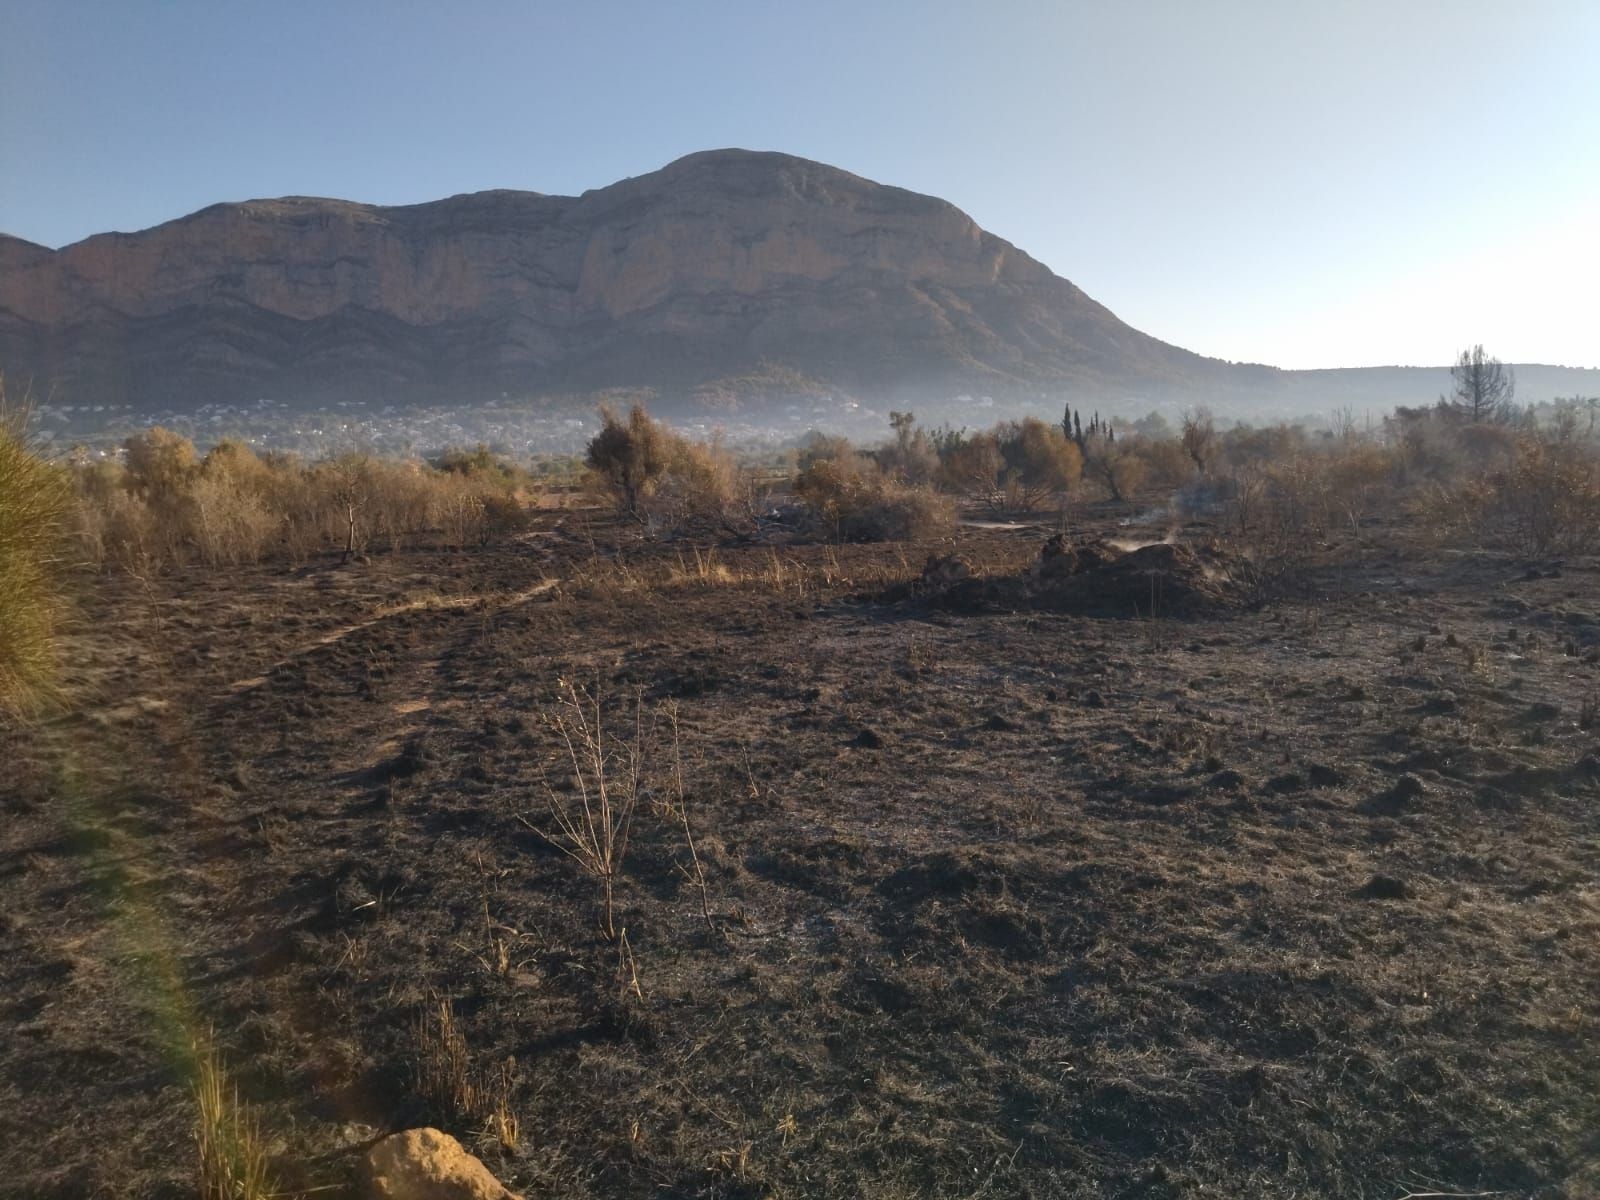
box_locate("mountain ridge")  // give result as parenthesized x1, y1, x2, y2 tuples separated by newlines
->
(2, 150, 1595, 419)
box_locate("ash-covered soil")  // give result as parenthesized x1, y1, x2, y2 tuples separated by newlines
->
(3, 513, 1598, 1198)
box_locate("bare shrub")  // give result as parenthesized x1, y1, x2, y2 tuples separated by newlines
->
(515, 679, 642, 941)
(1180, 407, 1216, 475)
(1323, 441, 1395, 533)
(189, 473, 278, 567)
(1469, 422, 1600, 555)
(1217, 451, 1333, 607)
(1133, 436, 1194, 493)
(996, 418, 1082, 511)
(123, 427, 197, 499)
(938, 432, 1006, 507)
(647, 434, 750, 533)
(431, 476, 489, 549)
(76, 436, 534, 570)
(585, 406, 749, 533)
(479, 492, 531, 545)
(934, 418, 1080, 512)
(878, 411, 940, 485)
(363, 460, 436, 553)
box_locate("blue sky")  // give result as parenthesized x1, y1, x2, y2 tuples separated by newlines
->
(3, 0, 1596, 368)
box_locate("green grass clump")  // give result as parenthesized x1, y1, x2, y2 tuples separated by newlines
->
(0, 386, 73, 716)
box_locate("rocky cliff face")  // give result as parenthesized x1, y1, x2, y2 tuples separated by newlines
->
(0, 150, 1218, 410)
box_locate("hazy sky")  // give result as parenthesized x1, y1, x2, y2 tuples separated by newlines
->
(3, 0, 1596, 369)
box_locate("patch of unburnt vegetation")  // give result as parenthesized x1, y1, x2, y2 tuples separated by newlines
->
(0, 380, 73, 715)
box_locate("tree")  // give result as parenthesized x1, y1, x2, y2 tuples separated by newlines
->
(1448, 344, 1516, 424)
(939, 432, 1005, 507)
(1082, 428, 1145, 502)
(879, 411, 938, 485)
(585, 406, 670, 517)
(1180, 407, 1215, 475)
(324, 454, 374, 563)
(995, 418, 1082, 511)
(123, 427, 197, 498)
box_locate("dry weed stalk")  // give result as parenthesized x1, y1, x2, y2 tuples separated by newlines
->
(517, 678, 641, 940)
(666, 703, 718, 934)
(193, 1037, 275, 1200)
(454, 851, 531, 978)
(617, 926, 645, 1002)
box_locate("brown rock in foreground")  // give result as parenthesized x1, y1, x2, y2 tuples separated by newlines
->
(363, 1128, 521, 1200)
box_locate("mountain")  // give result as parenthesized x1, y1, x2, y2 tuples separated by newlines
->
(2, 150, 1595, 419)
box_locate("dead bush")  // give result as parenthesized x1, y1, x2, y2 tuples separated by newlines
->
(646, 434, 751, 534)
(1216, 452, 1333, 606)
(1081, 430, 1146, 501)
(1459, 424, 1600, 555)
(877, 411, 941, 486)
(585, 406, 750, 533)
(189, 474, 278, 567)
(796, 449, 955, 542)
(413, 999, 519, 1151)
(431, 477, 489, 549)
(123, 427, 197, 499)
(935, 418, 1081, 512)
(1502, 426, 1600, 554)
(1134, 436, 1195, 493)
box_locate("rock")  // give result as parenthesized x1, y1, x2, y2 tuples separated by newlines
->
(1305, 762, 1348, 789)
(1036, 536, 1123, 580)
(1390, 774, 1427, 802)
(1354, 874, 1411, 901)
(363, 1128, 521, 1200)
(850, 726, 885, 750)
(1360, 773, 1427, 816)
(1521, 701, 1561, 724)
(918, 554, 972, 589)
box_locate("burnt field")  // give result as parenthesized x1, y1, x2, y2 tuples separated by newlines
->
(3, 509, 1599, 1199)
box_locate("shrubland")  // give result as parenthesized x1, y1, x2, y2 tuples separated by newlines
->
(73, 434, 534, 572)
(42, 379, 1600, 581)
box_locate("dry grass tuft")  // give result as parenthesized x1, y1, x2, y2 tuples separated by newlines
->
(193, 1039, 275, 1200)
(413, 999, 520, 1152)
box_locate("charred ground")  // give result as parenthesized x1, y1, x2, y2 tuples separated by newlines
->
(3, 509, 1598, 1198)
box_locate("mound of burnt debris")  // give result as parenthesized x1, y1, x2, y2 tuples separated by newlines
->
(892, 534, 1239, 616)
